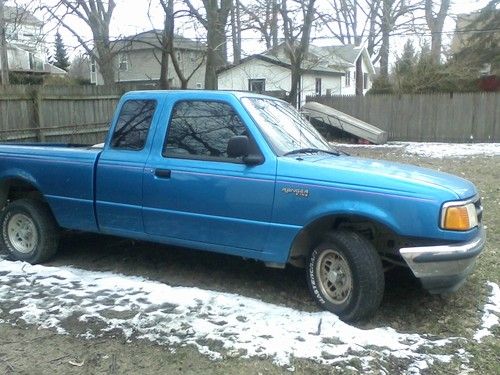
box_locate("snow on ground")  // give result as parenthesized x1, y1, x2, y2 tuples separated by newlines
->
(0, 259, 465, 373)
(335, 142, 500, 158)
(474, 282, 500, 342)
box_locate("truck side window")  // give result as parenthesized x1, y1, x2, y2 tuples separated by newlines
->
(111, 100, 157, 150)
(164, 101, 247, 160)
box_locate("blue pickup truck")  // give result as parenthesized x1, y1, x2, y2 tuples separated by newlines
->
(0, 91, 485, 321)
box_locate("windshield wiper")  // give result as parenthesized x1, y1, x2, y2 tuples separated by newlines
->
(283, 147, 341, 156)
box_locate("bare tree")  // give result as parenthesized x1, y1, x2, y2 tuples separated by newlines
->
(281, 0, 317, 107)
(378, 0, 423, 77)
(320, 0, 382, 56)
(425, 0, 450, 64)
(184, 0, 232, 89)
(42, 0, 117, 86)
(0, 0, 9, 85)
(156, 0, 205, 89)
(240, 0, 280, 50)
(230, 0, 241, 64)
(68, 53, 91, 81)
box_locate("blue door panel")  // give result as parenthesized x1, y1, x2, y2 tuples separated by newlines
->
(95, 152, 147, 232)
(142, 159, 275, 250)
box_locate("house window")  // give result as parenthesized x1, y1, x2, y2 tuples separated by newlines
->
(363, 73, 368, 89)
(176, 51, 182, 62)
(345, 71, 351, 86)
(248, 79, 265, 93)
(315, 78, 322, 96)
(118, 54, 129, 71)
(90, 59, 97, 84)
(196, 83, 202, 89)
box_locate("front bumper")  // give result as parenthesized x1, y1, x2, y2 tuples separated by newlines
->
(399, 227, 486, 294)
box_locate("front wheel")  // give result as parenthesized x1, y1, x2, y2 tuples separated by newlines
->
(306, 230, 384, 321)
(0, 198, 60, 264)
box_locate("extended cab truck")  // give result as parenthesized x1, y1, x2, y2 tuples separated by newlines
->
(0, 91, 485, 321)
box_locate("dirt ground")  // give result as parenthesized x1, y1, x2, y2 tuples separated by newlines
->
(0, 145, 499, 374)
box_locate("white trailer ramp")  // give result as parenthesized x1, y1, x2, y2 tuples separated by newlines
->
(302, 101, 388, 144)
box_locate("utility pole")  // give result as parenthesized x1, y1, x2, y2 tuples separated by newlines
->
(0, 0, 10, 85)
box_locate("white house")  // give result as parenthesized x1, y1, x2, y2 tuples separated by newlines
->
(218, 43, 375, 105)
(0, 6, 65, 76)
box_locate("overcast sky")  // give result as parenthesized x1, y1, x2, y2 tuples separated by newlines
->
(22, 0, 493, 62)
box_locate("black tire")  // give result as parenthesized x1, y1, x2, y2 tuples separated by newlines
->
(306, 230, 384, 322)
(0, 198, 60, 264)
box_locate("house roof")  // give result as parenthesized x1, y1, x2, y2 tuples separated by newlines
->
(3, 6, 43, 26)
(114, 30, 206, 52)
(219, 43, 375, 76)
(262, 44, 346, 74)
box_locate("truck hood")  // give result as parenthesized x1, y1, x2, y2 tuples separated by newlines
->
(277, 155, 476, 200)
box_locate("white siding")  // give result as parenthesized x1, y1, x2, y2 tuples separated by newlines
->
(339, 54, 373, 95)
(362, 56, 373, 94)
(218, 58, 292, 92)
(301, 73, 342, 98)
(340, 68, 356, 96)
(218, 58, 343, 106)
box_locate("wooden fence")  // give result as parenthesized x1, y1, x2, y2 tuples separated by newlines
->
(2, 87, 499, 144)
(308, 92, 500, 142)
(0, 85, 150, 144)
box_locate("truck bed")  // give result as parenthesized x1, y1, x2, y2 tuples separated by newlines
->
(0, 144, 101, 232)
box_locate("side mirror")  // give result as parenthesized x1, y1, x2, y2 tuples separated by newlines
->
(227, 135, 264, 165)
(227, 135, 249, 158)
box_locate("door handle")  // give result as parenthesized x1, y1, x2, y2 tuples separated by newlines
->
(154, 169, 171, 178)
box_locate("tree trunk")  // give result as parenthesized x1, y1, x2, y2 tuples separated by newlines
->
(185, 0, 231, 89)
(0, 0, 10, 85)
(159, 35, 170, 89)
(159, 1, 171, 89)
(205, 16, 228, 89)
(288, 60, 301, 107)
(95, 43, 115, 86)
(379, 0, 391, 78)
(355, 56, 363, 95)
(231, 0, 241, 64)
(425, 0, 450, 64)
(366, 0, 380, 58)
(430, 32, 443, 64)
(271, 0, 279, 48)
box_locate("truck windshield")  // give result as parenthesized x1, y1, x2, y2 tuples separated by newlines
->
(241, 97, 332, 156)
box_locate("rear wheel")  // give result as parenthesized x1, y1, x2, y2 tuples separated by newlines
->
(1, 198, 59, 263)
(306, 230, 384, 321)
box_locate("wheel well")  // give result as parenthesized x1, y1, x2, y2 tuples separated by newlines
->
(288, 215, 402, 268)
(0, 179, 44, 209)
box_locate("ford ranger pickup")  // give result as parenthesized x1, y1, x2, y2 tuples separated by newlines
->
(0, 90, 485, 321)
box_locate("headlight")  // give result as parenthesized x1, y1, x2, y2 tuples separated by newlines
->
(441, 202, 478, 231)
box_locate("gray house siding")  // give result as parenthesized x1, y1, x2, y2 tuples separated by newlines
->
(115, 49, 205, 89)
(91, 31, 206, 88)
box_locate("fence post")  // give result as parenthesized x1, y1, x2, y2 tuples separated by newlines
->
(31, 87, 45, 142)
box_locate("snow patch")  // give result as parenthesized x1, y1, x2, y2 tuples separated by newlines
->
(0, 260, 465, 371)
(474, 282, 500, 342)
(335, 142, 500, 158)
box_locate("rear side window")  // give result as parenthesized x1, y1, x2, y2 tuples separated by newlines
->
(111, 100, 157, 150)
(164, 101, 246, 160)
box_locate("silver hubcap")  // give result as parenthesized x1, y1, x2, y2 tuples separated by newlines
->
(316, 249, 353, 304)
(7, 213, 38, 254)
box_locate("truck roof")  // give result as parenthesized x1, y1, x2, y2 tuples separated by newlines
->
(120, 90, 279, 101)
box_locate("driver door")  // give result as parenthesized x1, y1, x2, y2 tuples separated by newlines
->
(142, 99, 276, 252)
